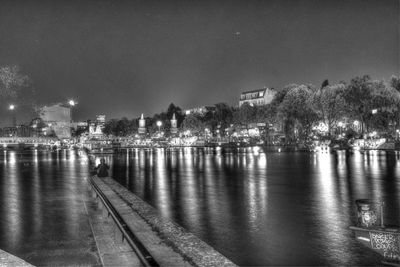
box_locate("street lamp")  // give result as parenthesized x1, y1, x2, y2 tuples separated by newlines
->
(9, 104, 16, 127)
(68, 99, 77, 123)
(156, 121, 162, 133)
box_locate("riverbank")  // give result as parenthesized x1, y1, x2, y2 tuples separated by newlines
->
(90, 176, 237, 267)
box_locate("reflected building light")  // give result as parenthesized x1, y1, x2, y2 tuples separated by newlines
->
(171, 152, 177, 169)
(252, 146, 260, 156)
(9, 151, 16, 165)
(155, 168, 171, 218)
(368, 151, 384, 201)
(69, 151, 76, 162)
(259, 177, 268, 216)
(314, 153, 348, 256)
(248, 177, 257, 224)
(6, 152, 22, 248)
(33, 149, 38, 164)
(257, 153, 267, 169)
(182, 172, 200, 226)
(126, 149, 130, 186)
(216, 155, 222, 168)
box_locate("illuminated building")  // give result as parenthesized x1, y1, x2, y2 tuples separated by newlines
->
(239, 87, 276, 107)
(96, 115, 106, 126)
(185, 106, 215, 116)
(170, 113, 178, 134)
(39, 103, 71, 139)
(138, 114, 146, 134)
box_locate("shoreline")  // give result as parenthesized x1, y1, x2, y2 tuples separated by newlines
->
(90, 176, 237, 267)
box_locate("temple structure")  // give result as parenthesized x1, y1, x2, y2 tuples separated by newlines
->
(170, 113, 178, 135)
(138, 114, 146, 134)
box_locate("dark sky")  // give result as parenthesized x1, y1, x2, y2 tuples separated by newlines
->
(0, 0, 398, 121)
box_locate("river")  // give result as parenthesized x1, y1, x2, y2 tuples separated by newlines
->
(109, 147, 400, 266)
(1, 148, 399, 265)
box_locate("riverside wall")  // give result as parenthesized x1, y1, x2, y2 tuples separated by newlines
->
(90, 176, 237, 267)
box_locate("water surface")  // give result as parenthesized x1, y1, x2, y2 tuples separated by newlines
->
(109, 147, 400, 266)
(0, 150, 99, 266)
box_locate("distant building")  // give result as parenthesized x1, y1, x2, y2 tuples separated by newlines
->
(185, 106, 216, 116)
(40, 103, 71, 139)
(239, 88, 276, 107)
(96, 115, 106, 126)
(89, 122, 103, 136)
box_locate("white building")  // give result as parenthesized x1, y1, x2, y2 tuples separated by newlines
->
(239, 88, 276, 107)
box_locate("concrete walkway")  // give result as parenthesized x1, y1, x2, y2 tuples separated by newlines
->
(84, 188, 143, 266)
(91, 176, 237, 267)
(0, 249, 33, 267)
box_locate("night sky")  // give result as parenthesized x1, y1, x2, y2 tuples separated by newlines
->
(0, 0, 398, 121)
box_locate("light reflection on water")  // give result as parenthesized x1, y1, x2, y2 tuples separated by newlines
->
(0, 149, 92, 265)
(108, 148, 400, 266)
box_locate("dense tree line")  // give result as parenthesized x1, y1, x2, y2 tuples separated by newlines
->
(103, 103, 184, 136)
(104, 75, 400, 143)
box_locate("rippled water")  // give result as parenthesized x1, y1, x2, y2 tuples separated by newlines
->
(0, 150, 100, 266)
(1, 148, 399, 266)
(107, 147, 400, 266)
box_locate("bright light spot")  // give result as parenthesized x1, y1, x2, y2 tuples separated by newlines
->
(313, 122, 328, 133)
(69, 100, 76, 106)
(252, 146, 260, 156)
(357, 236, 370, 242)
(9, 104, 15, 110)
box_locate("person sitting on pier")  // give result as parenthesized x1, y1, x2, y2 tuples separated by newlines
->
(95, 158, 109, 177)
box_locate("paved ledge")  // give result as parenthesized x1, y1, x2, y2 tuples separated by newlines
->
(91, 176, 237, 267)
(0, 249, 33, 267)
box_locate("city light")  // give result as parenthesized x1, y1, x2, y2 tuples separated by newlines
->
(9, 104, 15, 110)
(68, 100, 76, 106)
(156, 121, 162, 132)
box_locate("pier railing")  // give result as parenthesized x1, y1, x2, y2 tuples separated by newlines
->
(89, 176, 158, 267)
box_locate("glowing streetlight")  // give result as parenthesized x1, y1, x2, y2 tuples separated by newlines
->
(68, 99, 77, 123)
(156, 121, 162, 132)
(9, 104, 16, 127)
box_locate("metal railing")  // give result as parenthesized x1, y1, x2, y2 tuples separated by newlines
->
(89, 177, 159, 267)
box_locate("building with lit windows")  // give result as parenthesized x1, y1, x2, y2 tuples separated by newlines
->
(185, 106, 216, 116)
(239, 87, 276, 107)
